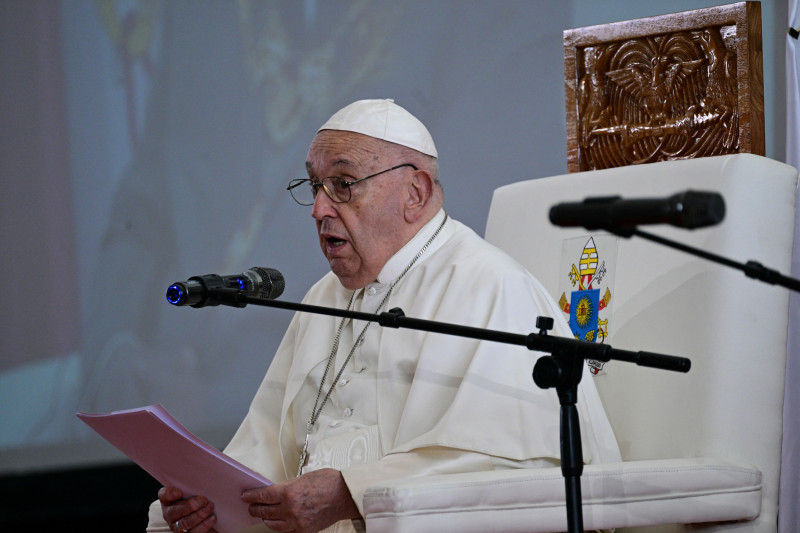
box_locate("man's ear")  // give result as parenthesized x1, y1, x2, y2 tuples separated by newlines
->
(404, 170, 434, 223)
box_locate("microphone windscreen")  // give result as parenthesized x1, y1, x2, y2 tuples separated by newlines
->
(676, 191, 725, 229)
(250, 267, 285, 299)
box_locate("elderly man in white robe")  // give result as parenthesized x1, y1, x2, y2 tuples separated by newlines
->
(148, 99, 620, 533)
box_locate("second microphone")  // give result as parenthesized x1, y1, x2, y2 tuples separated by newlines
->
(166, 267, 285, 308)
(549, 190, 725, 231)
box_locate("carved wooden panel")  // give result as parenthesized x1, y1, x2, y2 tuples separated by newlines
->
(564, 2, 764, 173)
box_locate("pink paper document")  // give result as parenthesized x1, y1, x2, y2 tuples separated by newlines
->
(77, 404, 271, 533)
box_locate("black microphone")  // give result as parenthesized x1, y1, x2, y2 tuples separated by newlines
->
(166, 267, 285, 308)
(549, 190, 725, 230)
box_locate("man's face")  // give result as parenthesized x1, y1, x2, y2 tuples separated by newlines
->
(306, 130, 414, 290)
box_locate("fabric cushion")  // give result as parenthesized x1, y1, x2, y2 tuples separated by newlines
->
(364, 458, 761, 533)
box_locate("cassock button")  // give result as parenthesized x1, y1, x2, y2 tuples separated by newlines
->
(367, 287, 377, 296)
(344, 407, 353, 417)
(339, 379, 350, 387)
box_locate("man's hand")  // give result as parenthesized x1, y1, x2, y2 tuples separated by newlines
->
(241, 468, 361, 533)
(158, 486, 218, 533)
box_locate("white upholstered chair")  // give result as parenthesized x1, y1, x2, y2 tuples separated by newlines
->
(362, 154, 798, 532)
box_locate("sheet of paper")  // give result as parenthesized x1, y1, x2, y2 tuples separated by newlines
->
(77, 404, 271, 533)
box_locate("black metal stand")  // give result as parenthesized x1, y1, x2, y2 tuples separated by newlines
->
(531, 316, 586, 533)
(204, 287, 690, 371)
(192, 288, 691, 533)
(529, 220, 800, 531)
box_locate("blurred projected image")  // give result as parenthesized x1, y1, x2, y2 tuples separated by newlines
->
(0, 0, 574, 472)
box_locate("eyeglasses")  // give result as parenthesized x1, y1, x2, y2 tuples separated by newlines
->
(287, 163, 418, 206)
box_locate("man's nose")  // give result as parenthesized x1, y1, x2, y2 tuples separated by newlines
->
(311, 188, 336, 220)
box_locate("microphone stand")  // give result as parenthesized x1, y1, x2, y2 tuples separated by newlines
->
(204, 287, 691, 533)
(540, 219, 799, 528)
(608, 226, 800, 292)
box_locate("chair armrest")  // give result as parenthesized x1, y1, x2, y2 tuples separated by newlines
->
(363, 458, 761, 533)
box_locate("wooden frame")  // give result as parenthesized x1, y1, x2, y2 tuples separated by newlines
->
(564, 2, 764, 172)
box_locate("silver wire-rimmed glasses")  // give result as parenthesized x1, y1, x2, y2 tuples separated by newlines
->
(287, 163, 418, 206)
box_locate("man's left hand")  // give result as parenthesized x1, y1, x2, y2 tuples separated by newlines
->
(242, 468, 361, 533)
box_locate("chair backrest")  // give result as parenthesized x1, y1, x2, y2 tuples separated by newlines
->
(484, 154, 797, 531)
(563, 1, 764, 172)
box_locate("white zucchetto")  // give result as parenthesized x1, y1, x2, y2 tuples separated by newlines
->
(318, 99, 438, 158)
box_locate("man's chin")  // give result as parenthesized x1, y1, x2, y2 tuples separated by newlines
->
(329, 266, 369, 291)
(335, 275, 366, 291)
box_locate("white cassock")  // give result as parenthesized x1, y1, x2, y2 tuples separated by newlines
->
(148, 209, 620, 532)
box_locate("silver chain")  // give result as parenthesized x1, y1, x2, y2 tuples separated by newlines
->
(297, 212, 448, 476)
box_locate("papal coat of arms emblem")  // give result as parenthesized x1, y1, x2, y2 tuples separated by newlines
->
(558, 236, 618, 375)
